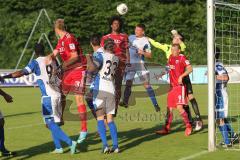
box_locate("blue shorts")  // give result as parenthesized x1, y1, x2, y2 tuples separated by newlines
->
(215, 88, 228, 119)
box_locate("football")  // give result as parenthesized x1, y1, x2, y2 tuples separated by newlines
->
(117, 3, 128, 15)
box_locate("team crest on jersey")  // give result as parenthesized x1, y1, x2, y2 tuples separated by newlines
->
(69, 43, 76, 50)
(185, 60, 190, 65)
(175, 60, 179, 64)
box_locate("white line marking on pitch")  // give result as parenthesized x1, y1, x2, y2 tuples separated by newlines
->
(178, 150, 209, 160)
(6, 123, 43, 130)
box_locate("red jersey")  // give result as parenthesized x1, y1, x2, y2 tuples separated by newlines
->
(168, 54, 190, 87)
(55, 32, 84, 62)
(101, 33, 128, 60)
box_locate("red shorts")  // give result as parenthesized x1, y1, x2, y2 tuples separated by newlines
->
(62, 67, 86, 95)
(167, 85, 187, 108)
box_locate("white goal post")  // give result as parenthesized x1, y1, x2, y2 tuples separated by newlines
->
(207, 0, 216, 152)
(208, 0, 240, 152)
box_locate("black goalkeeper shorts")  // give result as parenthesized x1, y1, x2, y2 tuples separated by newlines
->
(183, 76, 193, 95)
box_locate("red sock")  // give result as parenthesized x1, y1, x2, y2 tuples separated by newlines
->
(78, 105, 87, 132)
(166, 111, 173, 130)
(180, 111, 191, 128)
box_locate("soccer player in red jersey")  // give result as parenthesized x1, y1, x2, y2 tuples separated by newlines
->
(52, 19, 87, 143)
(155, 44, 192, 136)
(101, 16, 130, 115)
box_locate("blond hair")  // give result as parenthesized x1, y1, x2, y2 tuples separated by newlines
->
(54, 19, 65, 31)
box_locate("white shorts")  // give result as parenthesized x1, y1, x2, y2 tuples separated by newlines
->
(93, 92, 115, 115)
(125, 63, 150, 82)
(41, 96, 62, 124)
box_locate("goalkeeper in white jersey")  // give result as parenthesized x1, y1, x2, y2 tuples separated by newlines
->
(215, 47, 239, 147)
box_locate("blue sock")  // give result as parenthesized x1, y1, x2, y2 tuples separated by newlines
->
(47, 121, 72, 146)
(50, 131, 62, 149)
(219, 125, 230, 144)
(97, 120, 108, 148)
(224, 119, 235, 137)
(146, 86, 158, 106)
(0, 126, 6, 152)
(108, 121, 118, 149)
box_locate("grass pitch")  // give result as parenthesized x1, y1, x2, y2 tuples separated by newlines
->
(0, 85, 239, 160)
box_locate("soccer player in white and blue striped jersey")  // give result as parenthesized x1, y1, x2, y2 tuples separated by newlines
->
(1, 43, 77, 154)
(87, 39, 119, 154)
(215, 47, 239, 147)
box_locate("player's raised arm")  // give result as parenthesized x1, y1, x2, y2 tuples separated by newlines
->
(2, 59, 38, 80)
(51, 49, 59, 59)
(148, 37, 170, 55)
(2, 43, 44, 80)
(2, 70, 25, 79)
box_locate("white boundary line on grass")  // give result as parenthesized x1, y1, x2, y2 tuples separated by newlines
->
(178, 150, 209, 160)
(6, 123, 43, 130)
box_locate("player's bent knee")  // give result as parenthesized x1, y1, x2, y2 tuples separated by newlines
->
(106, 114, 113, 123)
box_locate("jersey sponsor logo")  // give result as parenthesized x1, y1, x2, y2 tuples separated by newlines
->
(114, 39, 121, 44)
(69, 43, 76, 50)
(175, 60, 179, 64)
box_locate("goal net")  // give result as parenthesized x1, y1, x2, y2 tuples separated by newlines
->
(214, 0, 240, 150)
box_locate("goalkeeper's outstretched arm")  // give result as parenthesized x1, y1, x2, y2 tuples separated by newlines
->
(148, 37, 170, 54)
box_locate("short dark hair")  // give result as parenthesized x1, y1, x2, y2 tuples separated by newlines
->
(90, 34, 101, 46)
(136, 24, 146, 31)
(104, 38, 115, 53)
(34, 43, 45, 56)
(215, 47, 221, 60)
(109, 15, 123, 32)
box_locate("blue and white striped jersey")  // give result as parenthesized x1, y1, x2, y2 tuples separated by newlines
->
(128, 35, 151, 64)
(92, 52, 119, 95)
(22, 57, 61, 97)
